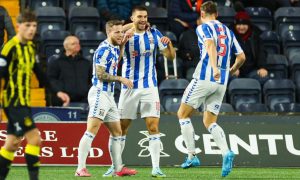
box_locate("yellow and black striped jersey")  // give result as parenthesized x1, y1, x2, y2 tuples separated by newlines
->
(0, 36, 46, 107)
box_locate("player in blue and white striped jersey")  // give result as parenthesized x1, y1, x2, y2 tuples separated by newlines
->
(114, 6, 175, 178)
(76, 20, 137, 177)
(177, 1, 246, 177)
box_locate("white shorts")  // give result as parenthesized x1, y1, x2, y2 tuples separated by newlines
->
(88, 86, 120, 122)
(118, 87, 160, 119)
(181, 79, 226, 115)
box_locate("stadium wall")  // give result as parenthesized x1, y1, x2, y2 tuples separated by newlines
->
(0, 113, 299, 167)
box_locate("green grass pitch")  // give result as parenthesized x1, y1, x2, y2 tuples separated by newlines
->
(6, 166, 300, 180)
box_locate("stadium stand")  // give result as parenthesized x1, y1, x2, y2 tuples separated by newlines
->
(236, 103, 268, 112)
(274, 7, 300, 37)
(146, 7, 168, 31)
(220, 103, 235, 112)
(245, 7, 272, 31)
(41, 30, 70, 57)
(260, 31, 281, 54)
(63, 0, 94, 12)
(266, 54, 288, 79)
(273, 103, 300, 112)
(217, 6, 235, 26)
(28, 0, 60, 10)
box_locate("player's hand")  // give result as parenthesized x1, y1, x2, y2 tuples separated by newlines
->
(160, 36, 171, 45)
(230, 66, 237, 76)
(57, 91, 70, 107)
(232, 69, 240, 77)
(145, 22, 151, 31)
(213, 68, 220, 81)
(119, 77, 133, 89)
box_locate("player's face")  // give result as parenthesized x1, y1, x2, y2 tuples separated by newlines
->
(109, 25, 124, 46)
(235, 24, 249, 35)
(18, 21, 37, 41)
(131, 10, 148, 31)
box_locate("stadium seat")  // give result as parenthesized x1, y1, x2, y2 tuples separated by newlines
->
(28, 0, 60, 10)
(114, 82, 121, 103)
(63, 0, 94, 11)
(263, 79, 296, 111)
(290, 54, 300, 83)
(259, 31, 281, 54)
(274, 7, 300, 37)
(41, 30, 71, 58)
(296, 80, 300, 102)
(228, 78, 261, 109)
(236, 103, 268, 112)
(159, 78, 189, 107)
(47, 54, 59, 63)
(217, 6, 235, 26)
(141, 0, 159, 8)
(282, 30, 300, 56)
(146, 7, 168, 31)
(273, 103, 300, 112)
(76, 31, 106, 60)
(266, 54, 288, 79)
(69, 7, 100, 34)
(219, 103, 234, 112)
(185, 67, 195, 81)
(164, 96, 181, 112)
(245, 7, 272, 31)
(36, 7, 66, 35)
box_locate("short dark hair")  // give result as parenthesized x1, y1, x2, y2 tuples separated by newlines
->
(132, 6, 148, 14)
(16, 9, 37, 23)
(105, 19, 124, 33)
(201, 1, 217, 15)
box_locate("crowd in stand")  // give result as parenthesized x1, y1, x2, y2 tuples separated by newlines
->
(1, 0, 300, 112)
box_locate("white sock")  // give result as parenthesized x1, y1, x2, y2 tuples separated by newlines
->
(120, 135, 126, 155)
(208, 123, 229, 156)
(179, 118, 196, 160)
(109, 136, 123, 172)
(148, 134, 161, 169)
(77, 131, 95, 170)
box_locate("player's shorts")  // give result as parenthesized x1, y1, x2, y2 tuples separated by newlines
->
(118, 87, 160, 120)
(88, 86, 120, 122)
(181, 79, 226, 115)
(4, 106, 36, 137)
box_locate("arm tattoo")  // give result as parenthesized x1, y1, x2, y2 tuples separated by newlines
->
(96, 66, 120, 82)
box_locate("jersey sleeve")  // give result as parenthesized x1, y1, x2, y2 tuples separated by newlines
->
(196, 24, 214, 42)
(95, 47, 110, 68)
(154, 29, 167, 51)
(231, 32, 243, 55)
(0, 44, 13, 77)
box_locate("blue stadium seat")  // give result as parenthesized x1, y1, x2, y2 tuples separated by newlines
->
(185, 67, 195, 81)
(164, 96, 181, 112)
(263, 79, 296, 111)
(260, 31, 281, 54)
(41, 30, 71, 58)
(147, 7, 168, 31)
(274, 7, 300, 37)
(63, 0, 94, 11)
(76, 31, 106, 60)
(159, 78, 189, 107)
(36, 7, 66, 35)
(47, 54, 59, 63)
(236, 103, 268, 112)
(273, 103, 300, 112)
(69, 7, 100, 34)
(141, 0, 159, 8)
(161, 30, 177, 47)
(245, 7, 272, 31)
(228, 78, 261, 109)
(217, 6, 235, 26)
(290, 54, 300, 83)
(282, 30, 300, 56)
(266, 54, 288, 79)
(219, 103, 234, 112)
(28, 0, 60, 10)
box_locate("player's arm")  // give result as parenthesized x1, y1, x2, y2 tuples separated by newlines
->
(96, 65, 133, 88)
(230, 52, 246, 75)
(205, 39, 219, 80)
(162, 38, 176, 60)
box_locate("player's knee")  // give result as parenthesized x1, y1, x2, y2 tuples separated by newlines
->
(147, 125, 159, 134)
(177, 109, 188, 119)
(27, 135, 42, 147)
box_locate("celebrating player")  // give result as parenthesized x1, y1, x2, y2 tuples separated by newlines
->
(177, 1, 246, 177)
(75, 20, 136, 177)
(103, 6, 175, 178)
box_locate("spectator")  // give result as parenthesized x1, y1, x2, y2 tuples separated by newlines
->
(47, 35, 92, 106)
(96, 0, 141, 22)
(230, 11, 269, 85)
(0, 6, 16, 46)
(168, 0, 202, 38)
(177, 17, 201, 78)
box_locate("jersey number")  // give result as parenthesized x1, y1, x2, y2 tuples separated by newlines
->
(217, 35, 227, 57)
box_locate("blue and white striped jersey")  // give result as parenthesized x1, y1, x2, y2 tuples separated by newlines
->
(92, 40, 120, 92)
(122, 28, 167, 89)
(194, 20, 243, 85)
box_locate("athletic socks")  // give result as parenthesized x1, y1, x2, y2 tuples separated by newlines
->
(149, 134, 161, 169)
(179, 118, 196, 160)
(0, 147, 14, 179)
(109, 136, 123, 172)
(208, 123, 229, 156)
(25, 144, 40, 180)
(77, 131, 95, 170)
